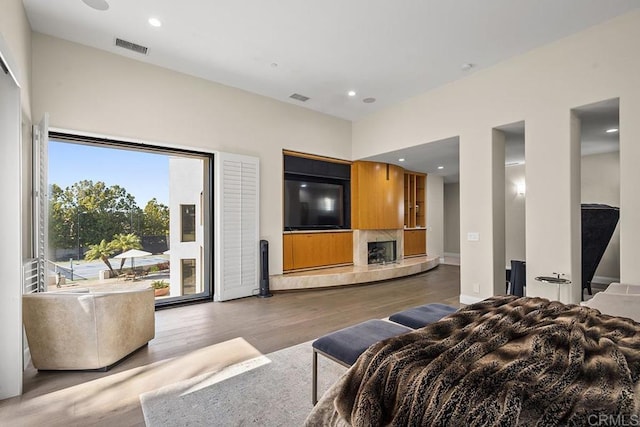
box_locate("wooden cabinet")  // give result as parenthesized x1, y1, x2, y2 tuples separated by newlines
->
(283, 234, 295, 271)
(283, 231, 353, 271)
(404, 172, 426, 228)
(351, 161, 404, 230)
(404, 229, 426, 257)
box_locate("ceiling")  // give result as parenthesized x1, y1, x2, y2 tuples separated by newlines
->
(22, 0, 640, 122)
(22, 1, 628, 182)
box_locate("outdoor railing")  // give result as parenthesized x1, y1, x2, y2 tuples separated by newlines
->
(23, 258, 40, 294)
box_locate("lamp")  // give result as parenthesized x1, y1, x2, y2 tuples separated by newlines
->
(517, 182, 526, 196)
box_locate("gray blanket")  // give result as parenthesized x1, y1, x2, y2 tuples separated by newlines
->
(305, 296, 640, 426)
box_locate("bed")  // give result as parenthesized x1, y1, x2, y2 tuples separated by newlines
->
(305, 295, 640, 426)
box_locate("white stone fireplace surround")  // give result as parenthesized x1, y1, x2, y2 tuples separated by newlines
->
(353, 229, 404, 266)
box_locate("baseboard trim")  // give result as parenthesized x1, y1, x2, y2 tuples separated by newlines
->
(592, 275, 619, 285)
(459, 294, 484, 305)
(442, 253, 460, 266)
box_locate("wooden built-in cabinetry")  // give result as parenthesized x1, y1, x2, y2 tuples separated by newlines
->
(283, 231, 353, 271)
(404, 172, 426, 228)
(404, 171, 427, 257)
(351, 161, 404, 230)
(404, 229, 426, 257)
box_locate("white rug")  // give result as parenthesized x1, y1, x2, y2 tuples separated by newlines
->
(140, 341, 348, 426)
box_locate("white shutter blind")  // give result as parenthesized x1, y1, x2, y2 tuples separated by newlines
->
(215, 152, 259, 301)
(31, 114, 49, 292)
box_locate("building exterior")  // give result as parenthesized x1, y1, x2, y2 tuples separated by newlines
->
(168, 157, 204, 296)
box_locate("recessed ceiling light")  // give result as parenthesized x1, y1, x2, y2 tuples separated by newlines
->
(271, 62, 278, 68)
(398, 158, 405, 162)
(437, 166, 444, 170)
(461, 63, 474, 71)
(606, 128, 619, 133)
(82, 0, 109, 11)
(363, 97, 376, 104)
(148, 17, 162, 27)
(348, 90, 356, 97)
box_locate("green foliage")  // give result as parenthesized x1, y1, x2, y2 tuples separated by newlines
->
(49, 180, 140, 252)
(84, 239, 116, 275)
(142, 198, 169, 236)
(151, 280, 169, 289)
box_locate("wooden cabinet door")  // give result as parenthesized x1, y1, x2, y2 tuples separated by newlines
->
(328, 232, 353, 265)
(404, 229, 426, 256)
(285, 232, 353, 270)
(352, 161, 404, 230)
(283, 234, 294, 271)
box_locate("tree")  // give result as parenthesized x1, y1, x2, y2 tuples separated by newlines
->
(48, 180, 140, 255)
(84, 239, 116, 276)
(142, 198, 169, 237)
(110, 233, 142, 272)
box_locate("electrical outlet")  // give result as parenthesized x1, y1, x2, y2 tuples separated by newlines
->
(467, 232, 480, 241)
(473, 282, 480, 293)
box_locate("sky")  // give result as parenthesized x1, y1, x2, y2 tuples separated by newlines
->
(49, 140, 170, 206)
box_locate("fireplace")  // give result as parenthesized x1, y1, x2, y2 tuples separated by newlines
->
(368, 240, 397, 265)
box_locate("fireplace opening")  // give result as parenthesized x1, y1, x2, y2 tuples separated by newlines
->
(368, 241, 397, 265)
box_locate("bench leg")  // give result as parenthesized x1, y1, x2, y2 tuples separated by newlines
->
(312, 348, 318, 404)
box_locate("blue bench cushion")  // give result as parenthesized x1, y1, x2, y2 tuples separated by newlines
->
(389, 303, 458, 329)
(312, 319, 411, 366)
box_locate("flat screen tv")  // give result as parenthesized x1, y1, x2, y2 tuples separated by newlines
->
(284, 177, 347, 230)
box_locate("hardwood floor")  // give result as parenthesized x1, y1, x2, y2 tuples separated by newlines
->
(1, 264, 460, 426)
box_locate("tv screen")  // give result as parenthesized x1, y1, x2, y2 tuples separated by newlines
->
(284, 179, 345, 229)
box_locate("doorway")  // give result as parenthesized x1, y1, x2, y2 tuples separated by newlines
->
(573, 99, 620, 298)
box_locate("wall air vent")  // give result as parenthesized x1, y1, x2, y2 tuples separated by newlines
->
(114, 38, 148, 55)
(289, 93, 310, 102)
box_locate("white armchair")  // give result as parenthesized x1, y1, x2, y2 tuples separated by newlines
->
(23, 287, 155, 370)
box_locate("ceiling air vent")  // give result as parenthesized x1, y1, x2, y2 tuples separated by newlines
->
(289, 93, 310, 102)
(115, 38, 148, 55)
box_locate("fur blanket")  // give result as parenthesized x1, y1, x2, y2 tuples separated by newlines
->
(306, 296, 640, 426)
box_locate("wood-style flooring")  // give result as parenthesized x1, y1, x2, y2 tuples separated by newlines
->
(1, 264, 460, 426)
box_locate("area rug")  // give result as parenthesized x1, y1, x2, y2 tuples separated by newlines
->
(140, 341, 348, 426)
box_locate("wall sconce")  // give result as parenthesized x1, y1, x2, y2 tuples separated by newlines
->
(517, 182, 526, 196)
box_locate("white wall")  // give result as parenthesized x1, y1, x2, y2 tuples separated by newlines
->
(353, 11, 640, 304)
(0, 48, 23, 400)
(0, 0, 32, 400)
(30, 33, 352, 276)
(0, 0, 31, 119)
(443, 182, 460, 255)
(426, 174, 444, 259)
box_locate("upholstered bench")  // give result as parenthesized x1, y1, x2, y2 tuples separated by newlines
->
(312, 319, 412, 404)
(389, 303, 458, 329)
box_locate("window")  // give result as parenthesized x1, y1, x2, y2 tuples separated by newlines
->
(181, 258, 196, 295)
(44, 132, 213, 307)
(181, 204, 196, 242)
